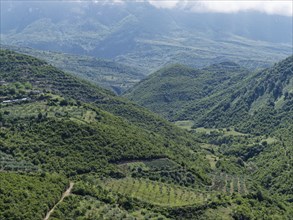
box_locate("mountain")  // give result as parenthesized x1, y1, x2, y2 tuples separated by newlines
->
(1, 50, 292, 219)
(1, 1, 292, 73)
(125, 56, 293, 133)
(0, 49, 209, 219)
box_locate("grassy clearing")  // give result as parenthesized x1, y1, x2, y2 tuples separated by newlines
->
(202, 206, 233, 220)
(261, 137, 277, 144)
(174, 120, 194, 130)
(143, 158, 179, 170)
(175, 124, 242, 136)
(101, 178, 206, 207)
(83, 110, 97, 123)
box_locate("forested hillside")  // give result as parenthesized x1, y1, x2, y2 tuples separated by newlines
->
(125, 56, 293, 135)
(197, 56, 293, 134)
(126, 54, 293, 215)
(0, 49, 209, 177)
(125, 62, 249, 120)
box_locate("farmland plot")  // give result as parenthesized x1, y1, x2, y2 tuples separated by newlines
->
(101, 177, 209, 207)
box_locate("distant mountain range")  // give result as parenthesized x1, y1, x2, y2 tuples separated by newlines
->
(1, 1, 292, 73)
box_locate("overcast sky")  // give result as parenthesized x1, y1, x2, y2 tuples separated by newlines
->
(131, 0, 293, 17)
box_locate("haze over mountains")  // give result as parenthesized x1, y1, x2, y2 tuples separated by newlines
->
(1, 1, 292, 74)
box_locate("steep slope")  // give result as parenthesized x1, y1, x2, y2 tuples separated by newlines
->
(125, 62, 249, 121)
(198, 55, 293, 134)
(197, 57, 293, 198)
(0, 50, 204, 148)
(125, 56, 293, 134)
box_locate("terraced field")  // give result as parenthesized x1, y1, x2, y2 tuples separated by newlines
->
(209, 173, 249, 195)
(1, 101, 97, 123)
(101, 177, 210, 207)
(0, 151, 38, 172)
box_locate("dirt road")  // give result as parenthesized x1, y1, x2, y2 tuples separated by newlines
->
(44, 182, 74, 220)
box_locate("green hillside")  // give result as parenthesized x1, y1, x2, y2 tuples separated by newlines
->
(0, 49, 209, 178)
(1, 50, 292, 219)
(197, 55, 293, 134)
(125, 62, 249, 121)
(125, 56, 293, 135)
(0, 173, 68, 220)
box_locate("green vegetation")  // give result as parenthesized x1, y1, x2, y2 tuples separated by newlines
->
(0, 50, 209, 219)
(1, 50, 292, 219)
(0, 151, 38, 172)
(101, 177, 206, 207)
(0, 172, 68, 220)
(174, 120, 194, 131)
(125, 56, 293, 136)
(125, 55, 293, 218)
(2, 45, 143, 94)
(124, 63, 249, 121)
(197, 56, 293, 134)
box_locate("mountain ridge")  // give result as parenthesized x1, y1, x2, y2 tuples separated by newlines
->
(1, 1, 292, 73)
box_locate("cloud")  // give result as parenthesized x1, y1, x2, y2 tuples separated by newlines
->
(148, 0, 179, 9)
(148, 0, 293, 17)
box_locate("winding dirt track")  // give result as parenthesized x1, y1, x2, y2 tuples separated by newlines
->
(44, 182, 74, 220)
